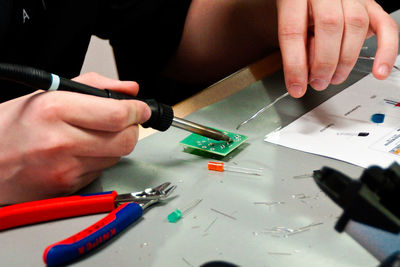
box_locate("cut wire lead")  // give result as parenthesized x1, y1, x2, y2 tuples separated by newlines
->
(204, 217, 218, 232)
(254, 201, 285, 206)
(210, 208, 237, 220)
(267, 252, 292, 256)
(182, 257, 193, 267)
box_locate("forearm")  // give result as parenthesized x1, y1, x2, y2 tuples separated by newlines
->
(163, 0, 279, 84)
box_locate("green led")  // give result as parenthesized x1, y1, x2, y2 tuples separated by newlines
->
(167, 209, 182, 223)
(167, 199, 203, 223)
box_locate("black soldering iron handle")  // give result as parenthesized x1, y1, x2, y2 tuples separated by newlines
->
(0, 63, 173, 131)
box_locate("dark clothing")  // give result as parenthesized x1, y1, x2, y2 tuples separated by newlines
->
(0, 0, 192, 104)
(377, 1, 400, 14)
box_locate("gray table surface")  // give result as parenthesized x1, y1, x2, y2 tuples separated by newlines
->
(2, 10, 400, 267)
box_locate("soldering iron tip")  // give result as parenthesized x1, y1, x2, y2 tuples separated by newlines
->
(221, 134, 233, 143)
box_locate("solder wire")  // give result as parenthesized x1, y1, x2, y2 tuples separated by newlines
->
(236, 92, 289, 130)
(357, 55, 400, 71)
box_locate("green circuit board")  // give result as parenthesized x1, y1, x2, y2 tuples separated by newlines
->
(179, 129, 248, 156)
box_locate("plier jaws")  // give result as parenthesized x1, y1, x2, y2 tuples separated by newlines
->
(115, 182, 177, 209)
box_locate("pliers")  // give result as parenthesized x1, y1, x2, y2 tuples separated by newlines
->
(0, 182, 176, 266)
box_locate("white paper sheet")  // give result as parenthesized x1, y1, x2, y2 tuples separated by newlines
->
(265, 57, 400, 168)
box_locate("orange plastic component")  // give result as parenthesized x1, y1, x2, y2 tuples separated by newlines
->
(208, 161, 224, 172)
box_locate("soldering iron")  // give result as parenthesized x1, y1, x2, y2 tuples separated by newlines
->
(0, 63, 232, 142)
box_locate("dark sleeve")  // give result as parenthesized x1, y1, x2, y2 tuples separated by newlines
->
(375, 1, 400, 13)
(94, 0, 196, 105)
(0, 0, 100, 102)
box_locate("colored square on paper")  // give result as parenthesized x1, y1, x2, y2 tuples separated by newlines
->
(179, 129, 248, 156)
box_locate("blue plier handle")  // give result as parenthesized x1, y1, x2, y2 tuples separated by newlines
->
(44, 202, 142, 266)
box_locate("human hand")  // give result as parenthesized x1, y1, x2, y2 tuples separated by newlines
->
(277, 0, 399, 98)
(0, 73, 151, 205)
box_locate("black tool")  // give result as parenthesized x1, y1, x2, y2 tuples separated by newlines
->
(313, 164, 399, 233)
(0, 63, 232, 142)
(313, 163, 400, 266)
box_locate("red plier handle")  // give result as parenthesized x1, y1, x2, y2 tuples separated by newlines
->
(0, 191, 118, 231)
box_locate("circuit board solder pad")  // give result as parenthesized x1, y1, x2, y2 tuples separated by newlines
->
(179, 130, 248, 156)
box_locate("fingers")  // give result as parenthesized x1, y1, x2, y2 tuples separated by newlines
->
(39, 90, 151, 132)
(277, 0, 309, 98)
(331, 0, 369, 85)
(37, 121, 140, 157)
(306, 0, 397, 90)
(25, 74, 152, 158)
(367, 1, 399, 80)
(309, 0, 344, 90)
(73, 72, 140, 96)
(69, 72, 151, 129)
(67, 124, 141, 157)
